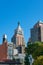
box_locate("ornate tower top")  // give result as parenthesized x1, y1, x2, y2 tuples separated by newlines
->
(15, 22, 23, 35)
(3, 34, 7, 39)
(3, 34, 7, 43)
(18, 21, 20, 26)
(11, 22, 25, 54)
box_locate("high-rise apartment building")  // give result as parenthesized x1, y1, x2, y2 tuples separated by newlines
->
(31, 21, 43, 43)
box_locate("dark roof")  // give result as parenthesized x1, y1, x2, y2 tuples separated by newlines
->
(0, 59, 22, 64)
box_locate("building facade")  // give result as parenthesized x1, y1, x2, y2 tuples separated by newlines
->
(31, 21, 43, 43)
(11, 22, 25, 54)
(0, 34, 8, 61)
(0, 22, 25, 65)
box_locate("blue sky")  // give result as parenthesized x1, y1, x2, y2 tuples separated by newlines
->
(0, 0, 43, 43)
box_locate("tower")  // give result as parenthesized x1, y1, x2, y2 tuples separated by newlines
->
(11, 22, 25, 54)
(31, 20, 43, 43)
(3, 34, 7, 43)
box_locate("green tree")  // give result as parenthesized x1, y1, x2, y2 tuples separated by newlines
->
(24, 54, 29, 65)
(27, 42, 43, 59)
(26, 42, 43, 65)
(33, 56, 43, 65)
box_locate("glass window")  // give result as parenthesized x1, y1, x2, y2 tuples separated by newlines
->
(8, 46, 13, 55)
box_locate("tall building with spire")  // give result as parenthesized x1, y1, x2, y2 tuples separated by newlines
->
(11, 22, 25, 54)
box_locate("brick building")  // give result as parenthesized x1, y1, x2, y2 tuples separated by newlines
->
(0, 35, 8, 61)
(0, 22, 25, 65)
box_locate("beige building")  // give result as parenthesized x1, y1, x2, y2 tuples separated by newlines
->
(31, 21, 43, 43)
(11, 22, 25, 54)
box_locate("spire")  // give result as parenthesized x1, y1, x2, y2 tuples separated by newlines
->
(17, 21, 22, 31)
(3, 34, 7, 43)
(18, 21, 20, 26)
(14, 21, 23, 35)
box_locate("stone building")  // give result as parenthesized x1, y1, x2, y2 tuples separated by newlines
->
(0, 22, 25, 65)
(11, 22, 25, 54)
(31, 21, 43, 43)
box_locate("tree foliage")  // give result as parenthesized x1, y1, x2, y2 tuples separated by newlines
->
(24, 54, 29, 65)
(24, 42, 43, 65)
(33, 56, 43, 65)
(27, 42, 43, 59)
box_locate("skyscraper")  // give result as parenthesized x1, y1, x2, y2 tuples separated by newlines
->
(11, 22, 25, 54)
(31, 21, 43, 43)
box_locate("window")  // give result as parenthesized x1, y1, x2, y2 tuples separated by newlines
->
(18, 46, 22, 53)
(8, 46, 13, 55)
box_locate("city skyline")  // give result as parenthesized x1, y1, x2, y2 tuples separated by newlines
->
(0, 0, 43, 43)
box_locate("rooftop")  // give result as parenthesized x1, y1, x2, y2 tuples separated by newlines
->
(15, 22, 23, 35)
